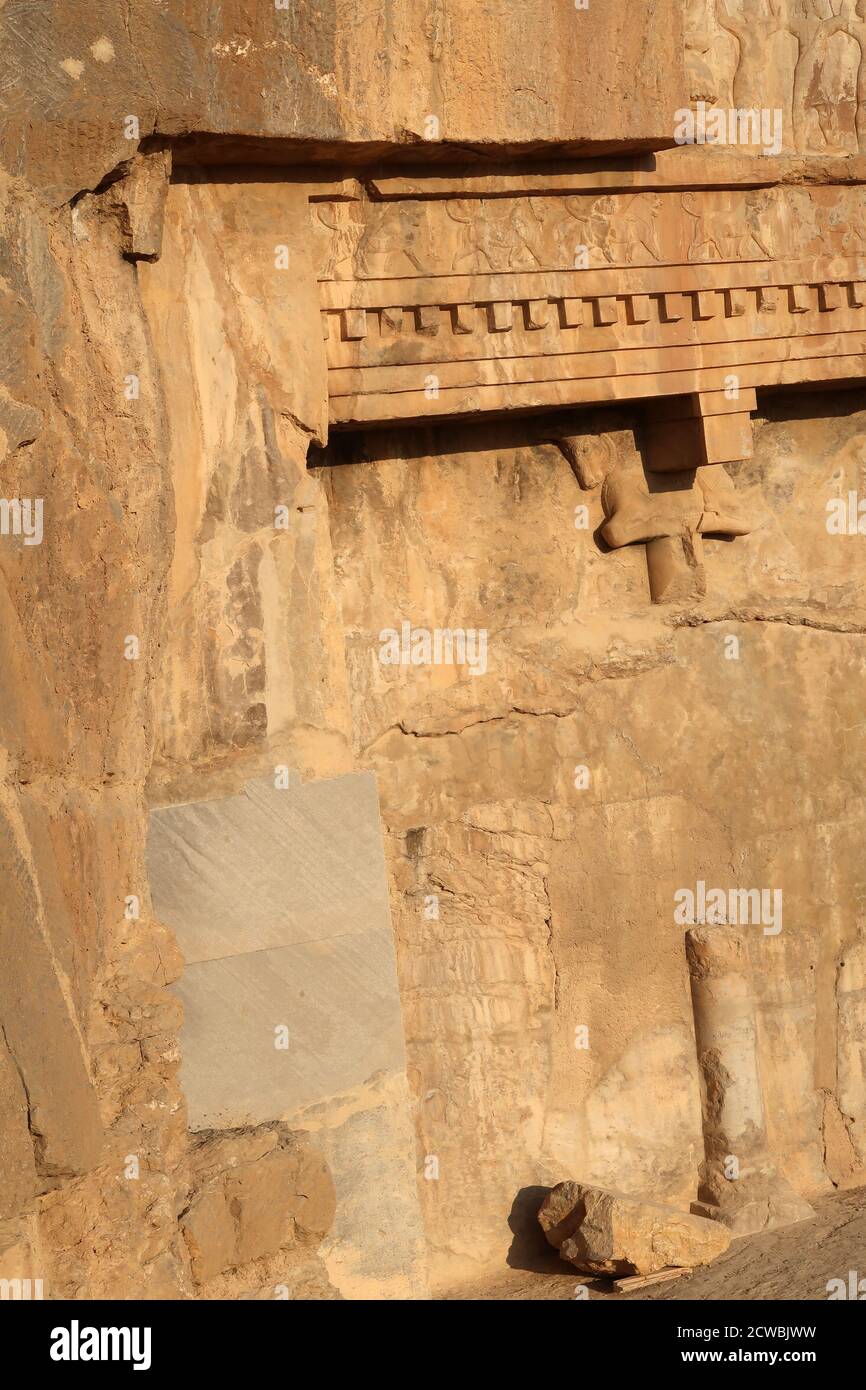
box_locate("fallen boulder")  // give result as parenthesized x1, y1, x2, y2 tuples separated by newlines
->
(538, 1182, 731, 1277)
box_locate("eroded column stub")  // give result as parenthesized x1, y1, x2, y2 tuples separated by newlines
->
(685, 927, 815, 1236)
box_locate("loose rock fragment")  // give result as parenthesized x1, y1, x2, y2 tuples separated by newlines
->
(538, 1182, 731, 1277)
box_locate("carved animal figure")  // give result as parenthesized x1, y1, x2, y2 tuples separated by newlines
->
(557, 197, 611, 268)
(594, 194, 662, 265)
(356, 203, 428, 278)
(444, 198, 544, 272)
(682, 192, 773, 261)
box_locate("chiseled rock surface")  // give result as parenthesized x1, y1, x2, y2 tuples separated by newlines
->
(539, 1182, 731, 1277)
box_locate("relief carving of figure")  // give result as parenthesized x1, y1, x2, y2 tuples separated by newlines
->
(842, 0, 866, 148)
(509, 198, 547, 269)
(718, 0, 786, 107)
(686, 0, 724, 103)
(803, 185, 866, 251)
(444, 199, 502, 272)
(424, 0, 446, 61)
(788, 0, 855, 151)
(313, 203, 363, 280)
(776, 186, 827, 252)
(557, 196, 615, 268)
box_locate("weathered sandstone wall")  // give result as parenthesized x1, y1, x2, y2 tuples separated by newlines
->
(0, 162, 185, 1296)
(0, 0, 685, 200)
(2, 0, 866, 1302)
(321, 393, 866, 1284)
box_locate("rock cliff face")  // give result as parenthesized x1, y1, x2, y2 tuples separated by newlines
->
(323, 395, 866, 1281)
(1, 1, 865, 1299)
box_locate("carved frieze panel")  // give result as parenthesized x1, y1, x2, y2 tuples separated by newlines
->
(310, 167, 866, 602)
(313, 181, 866, 428)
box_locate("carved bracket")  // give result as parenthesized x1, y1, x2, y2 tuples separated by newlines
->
(599, 390, 759, 603)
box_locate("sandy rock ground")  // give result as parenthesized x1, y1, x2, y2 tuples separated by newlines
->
(441, 1188, 866, 1301)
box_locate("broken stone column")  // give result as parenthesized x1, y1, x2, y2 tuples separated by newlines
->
(538, 1181, 731, 1277)
(686, 926, 814, 1235)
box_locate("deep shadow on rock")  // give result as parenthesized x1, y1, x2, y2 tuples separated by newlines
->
(506, 1186, 570, 1274)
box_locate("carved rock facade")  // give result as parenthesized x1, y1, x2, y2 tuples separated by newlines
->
(1, 1, 866, 1301)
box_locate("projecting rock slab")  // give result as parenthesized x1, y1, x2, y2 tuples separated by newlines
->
(539, 1182, 731, 1277)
